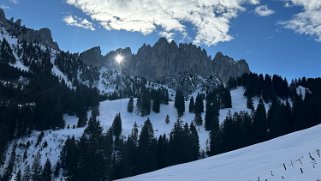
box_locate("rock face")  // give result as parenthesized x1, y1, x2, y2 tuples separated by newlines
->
(212, 52, 250, 82)
(0, 8, 59, 50)
(80, 46, 134, 68)
(20, 28, 60, 50)
(0, 9, 5, 22)
(80, 46, 104, 66)
(124, 38, 250, 82)
(129, 38, 212, 81)
(79, 38, 250, 83)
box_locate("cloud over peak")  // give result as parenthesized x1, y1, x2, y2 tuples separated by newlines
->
(66, 0, 258, 46)
(63, 15, 95, 31)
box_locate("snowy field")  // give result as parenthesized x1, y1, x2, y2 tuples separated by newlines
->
(119, 124, 321, 181)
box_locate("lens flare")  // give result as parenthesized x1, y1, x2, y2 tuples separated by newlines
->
(115, 54, 124, 64)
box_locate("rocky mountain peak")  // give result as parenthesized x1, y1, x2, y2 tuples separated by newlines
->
(0, 9, 59, 50)
(212, 52, 250, 82)
(79, 46, 104, 66)
(0, 8, 5, 22)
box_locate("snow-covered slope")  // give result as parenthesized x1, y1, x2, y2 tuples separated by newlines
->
(119, 124, 321, 181)
(0, 86, 256, 177)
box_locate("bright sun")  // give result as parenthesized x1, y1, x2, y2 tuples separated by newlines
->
(115, 54, 124, 64)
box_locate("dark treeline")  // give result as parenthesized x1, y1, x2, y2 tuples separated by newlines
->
(60, 114, 200, 181)
(230, 73, 291, 102)
(209, 75, 321, 156)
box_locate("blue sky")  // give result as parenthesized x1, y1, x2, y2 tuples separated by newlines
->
(1, 0, 321, 80)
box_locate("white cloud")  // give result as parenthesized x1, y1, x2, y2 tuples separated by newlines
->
(255, 5, 275, 16)
(159, 31, 175, 42)
(280, 0, 321, 42)
(65, 0, 259, 46)
(63, 15, 95, 31)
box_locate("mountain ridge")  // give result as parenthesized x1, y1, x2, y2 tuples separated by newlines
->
(79, 38, 250, 82)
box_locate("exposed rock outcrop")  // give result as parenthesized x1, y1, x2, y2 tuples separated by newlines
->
(212, 52, 250, 82)
(0, 8, 59, 50)
(123, 38, 250, 82)
(79, 37, 250, 83)
(19, 28, 59, 50)
(80, 46, 104, 66)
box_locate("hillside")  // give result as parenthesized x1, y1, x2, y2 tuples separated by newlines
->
(119, 124, 321, 181)
(0, 86, 260, 176)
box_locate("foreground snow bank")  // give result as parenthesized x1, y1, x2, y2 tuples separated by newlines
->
(119, 124, 321, 181)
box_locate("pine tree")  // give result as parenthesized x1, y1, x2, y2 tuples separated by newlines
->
(189, 96, 195, 113)
(2, 143, 17, 181)
(246, 96, 254, 110)
(221, 88, 232, 108)
(41, 158, 52, 181)
(152, 91, 160, 113)
(194, 94, 204, 114)
(112, 113, 122, 138)
(77, 119, 111, 181)
(123, 123, 139, 176)
(22, 165, 31, 181)
(205, 92, 219, 131)
(127, 97, 134, 113)
(139, 88, 151, 116)
(174, 90, 185, 117)
(194, 113, 203, 125)
(60, 136, 78, 181)
(208, 128, 222, 156)
(15, 170, 22, 181)
(54, 161, 60, 178)
(32, 151, 42, 181)
(137, 118, 157, 174)
(77, 112, 87, 127)
(253, 99, 267, 142)
(156, 134, 169, 169)
(164, 90, 169, 105)
(189, 122, 200, 160)
(165, 114, 170, 124)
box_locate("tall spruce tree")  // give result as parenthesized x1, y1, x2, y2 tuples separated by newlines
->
(194, 94, 204, 114)
(137, 118, 157, 174)
(112, 113, 122, 138)
(32, 151, 42, 181)
(22, 165, 31, 181)
(152, 91, 160, 113)
(2, 143, 16, 181)
(77, 112, 87, 128)
(41, 158, 52, 181)
(123, 123, 139, 176)
(77, 119, 111, 181)
(139, 88, 151, 116)
(194, 113, 203, 126)
(60, 136, 79, 181)
(246, 96, 254, 110)
(127, 97, 134, 113)
(253, 99, 267, 142)
(165, 114, 170, 124)
(174, 90, 185, 117)
(221, 88, 232, 108)
(205, 92, 219, 131)
(189, 96, 195, 113)
(156, 134, 169, 169)
(15, 170, 22, 181)
(190, 122, 200, 160)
